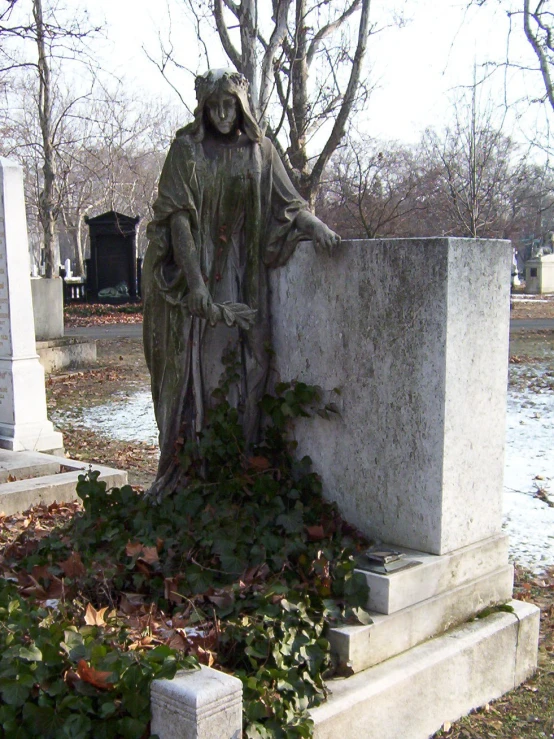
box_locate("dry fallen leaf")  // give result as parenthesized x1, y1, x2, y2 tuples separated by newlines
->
(84, 602, 109, 626)
(58, 552, 85, 578)
(248, 456, 270, 471)
(125, 540, 143, 558)
(306, 525, 325, 541)
(76, 660, 114, 690)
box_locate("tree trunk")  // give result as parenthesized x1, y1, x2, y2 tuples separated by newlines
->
(34, 0, 58, 278)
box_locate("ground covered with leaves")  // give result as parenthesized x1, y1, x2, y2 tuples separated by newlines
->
(1, 378, 375, 738)
(64, 304, 143, 328)
(46, 337, 157, 490)
(510, 292, 554, 320)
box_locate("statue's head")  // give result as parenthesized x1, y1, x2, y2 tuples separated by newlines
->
(184, 69, 262, 143)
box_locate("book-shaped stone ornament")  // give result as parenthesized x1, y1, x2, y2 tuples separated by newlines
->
(356, 549, 422, 575)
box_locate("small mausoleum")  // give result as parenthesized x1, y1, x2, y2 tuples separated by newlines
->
(85, 211, 141, 301)
(524, 253, 554, 294)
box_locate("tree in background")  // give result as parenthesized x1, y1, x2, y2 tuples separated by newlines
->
(0, 0, 100, 277)
(318, 138, 429, 239)
(159, 0, 374, 208)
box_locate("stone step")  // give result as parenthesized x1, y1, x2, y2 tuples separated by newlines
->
(0, 452, 127, 515)
(355, 533, 509, 614)
(328, 564, 514, 674)
(312, 599, 539, 739)
(0, 448, 59, 482)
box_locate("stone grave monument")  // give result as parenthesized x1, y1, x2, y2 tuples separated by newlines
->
(271, 237, 539, 737)
(0, 157, 126, 514)
(145, 69, 539, 739)
(0, 158, 63, 454)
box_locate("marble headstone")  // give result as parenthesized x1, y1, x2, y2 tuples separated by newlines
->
(0, 158, 63, 453)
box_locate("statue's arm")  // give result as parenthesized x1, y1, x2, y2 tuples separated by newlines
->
(170, 211, 212, 317)
(295, 210, 341, 256)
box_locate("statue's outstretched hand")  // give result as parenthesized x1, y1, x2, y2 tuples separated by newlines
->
(312, 222, 341, 256)
(187, 285, 213, 319)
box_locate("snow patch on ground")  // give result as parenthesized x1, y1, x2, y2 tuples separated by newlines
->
(63, 370, 554, 572)
(504, 385, 554, 571)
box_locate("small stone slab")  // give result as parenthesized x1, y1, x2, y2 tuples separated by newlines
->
(151, 665, 242, 739)
(0, 449, 59, 482)
(0, 452, 127, 515)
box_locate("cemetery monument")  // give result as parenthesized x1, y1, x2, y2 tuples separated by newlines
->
(0, 158, 63, 454)
(142, 68, 339, 500)
(145, 71, 540, 739)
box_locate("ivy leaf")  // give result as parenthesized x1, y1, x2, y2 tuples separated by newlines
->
(60, 630, 86, 661)
(117, 716, 148, 739)
(0, 678, 32, 706)
(22, 703, 65, 736)
(18, 644, 42, 661)
(275, 509, 304, 534)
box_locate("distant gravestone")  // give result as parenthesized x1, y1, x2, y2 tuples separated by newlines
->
(0, 158, 63, 453)
(85, 211, 140, 301)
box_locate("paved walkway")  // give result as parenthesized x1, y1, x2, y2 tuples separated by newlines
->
(65, 324, 143, 339)
(65, 318, 554, 341)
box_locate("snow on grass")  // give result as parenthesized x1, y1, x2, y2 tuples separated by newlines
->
(63, 366, 554, 572)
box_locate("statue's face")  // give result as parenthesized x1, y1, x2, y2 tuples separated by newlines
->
(205, 91, 239, 135)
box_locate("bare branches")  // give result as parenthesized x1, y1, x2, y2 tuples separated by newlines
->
(309, 0, 372, 205)
(524, 0, 554, 110)
(214, 0, 242, 71)
(307, 0, 360, 67)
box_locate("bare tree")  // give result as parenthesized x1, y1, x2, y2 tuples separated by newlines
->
(319, 138, 429, 238)
(0, 0, 100, 277)
(158, 0, 375, 208)
(472, 0, 554, 116)
(55, 89, 175, 273)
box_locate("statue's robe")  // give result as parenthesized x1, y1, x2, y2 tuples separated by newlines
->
(143, 132, 307, 496)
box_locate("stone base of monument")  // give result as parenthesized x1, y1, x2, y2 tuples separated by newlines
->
(0, 450, 127, 515)
(36, 337, 97, 374)
(149, 596, 538, 739)
(312, 599, 539, 739)
(328, 534, 516, 673)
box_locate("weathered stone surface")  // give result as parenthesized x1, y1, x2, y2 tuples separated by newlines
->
(0, 452, 126, 515)
(328, 564, 514, 673)
(312, 600, 539, 739)
(151, 666, 242, 739)
(357, 534, 509, 614)
(0, 158, 63, 453)
(36, 337, 97, 374)
(271, 237, 512, 555)
(30, 277, 64, 340)
(0, 449, 59, 482)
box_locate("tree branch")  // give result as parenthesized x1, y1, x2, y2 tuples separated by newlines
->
(309, 0, 371, 201)
(307, 0, 361, 67)
(214, 0, 242, 72)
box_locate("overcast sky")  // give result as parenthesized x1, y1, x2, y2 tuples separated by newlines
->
(81, 0, 549, 148)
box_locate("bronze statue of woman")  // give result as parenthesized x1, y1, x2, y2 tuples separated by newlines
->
(143, 68, 339, 498)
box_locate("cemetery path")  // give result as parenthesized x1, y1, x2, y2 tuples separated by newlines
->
(64, 318, 554, 339)
(65, 324, 143, 339)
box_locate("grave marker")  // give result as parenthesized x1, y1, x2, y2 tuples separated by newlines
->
(0, 158, 63, 453)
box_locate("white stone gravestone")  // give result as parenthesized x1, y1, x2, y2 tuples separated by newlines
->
(0, 158, 63, 453)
